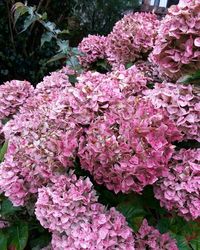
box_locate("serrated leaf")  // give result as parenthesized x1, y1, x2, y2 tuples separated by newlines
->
(0, 141, 8, 163)
(0, 231, 7, 250)
(7, 221, 28, 250)
(41, 32, 54, 47)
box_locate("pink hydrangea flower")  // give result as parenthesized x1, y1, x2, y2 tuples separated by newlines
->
(107, 12, 159, 67)
(78, 98, 182, 193)
(151, 0, 200, 80)
(0, 80, 33, 120)
(0, 71, 83, 206)
(20, 67, 72, 113)
(134, 219, 178, 250)
(144, 82, 200, 141)
(68, 67, 147, 125)
(78, 35, 108, 67)
(154, 149, 200, 220)
(35, 173, 135, 250)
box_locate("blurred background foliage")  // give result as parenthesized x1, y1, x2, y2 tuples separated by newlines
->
(0, 0, 141, 85)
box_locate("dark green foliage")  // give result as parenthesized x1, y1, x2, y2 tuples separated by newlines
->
(0, 0, 140, 85)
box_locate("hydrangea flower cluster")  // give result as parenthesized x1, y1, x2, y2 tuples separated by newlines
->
(106, 12, 159, 67)
(0, 65, 150, 205)
(20, 67, 73, 113)
(35, 173, 135, 250)
(151, 0, 200, 80)
(144, 82, 200, 141)
(154, 149, 200, 221)
(109, 65, 148, 96)
(78, 98, 182, 193)
(134, 219, 178, 250)
(78, 35, 108, 67)
(67, 66, 147, 124)
(0, 70, 84, 206)
(0, 80, 33, 120)
(0, 105, 82, 206)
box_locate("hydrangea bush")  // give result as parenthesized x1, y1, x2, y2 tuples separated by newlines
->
(0, 0, 200, 249)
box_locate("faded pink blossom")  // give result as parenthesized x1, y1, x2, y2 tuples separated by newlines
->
(78, 98, 182, 193)
(151, 0, 200, 80)
(0, 80, 33, 120)
(78, 35, 108, 67)
(35, 173, 135, 250)
(154, 149, 200, 220)
(144, 82, 200, 141)
(107, 12, 159, 67)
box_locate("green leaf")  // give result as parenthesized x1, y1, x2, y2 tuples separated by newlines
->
(41, 32, 54, 47)
(22, 15, 38, 32)
(125, 62, 134, 69)
(171, 234, 191, 250)
(47, 53, 66, 64)
(11, 3, 29, 26)
(42, 21, 58, 34)
(1, 198, 21, 216)
(157, 218, 171, 234)
(190, 237, 200, 250)
(66, 56, 79, 68)
(7, 221, 28, 250)
(0, 141, 8, 163)
(57, 39, 69, 53)
(0, 231, 7, 250)
(177, 70, 200, 85)
(117, 200, 146, 231)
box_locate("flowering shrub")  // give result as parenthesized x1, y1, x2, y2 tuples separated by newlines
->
(151, 0, 200, 80)
(0, 3, 200, 250)
(154, 149, 200, 221)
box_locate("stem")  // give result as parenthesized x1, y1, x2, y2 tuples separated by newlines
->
(6, 0, 15, 50)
